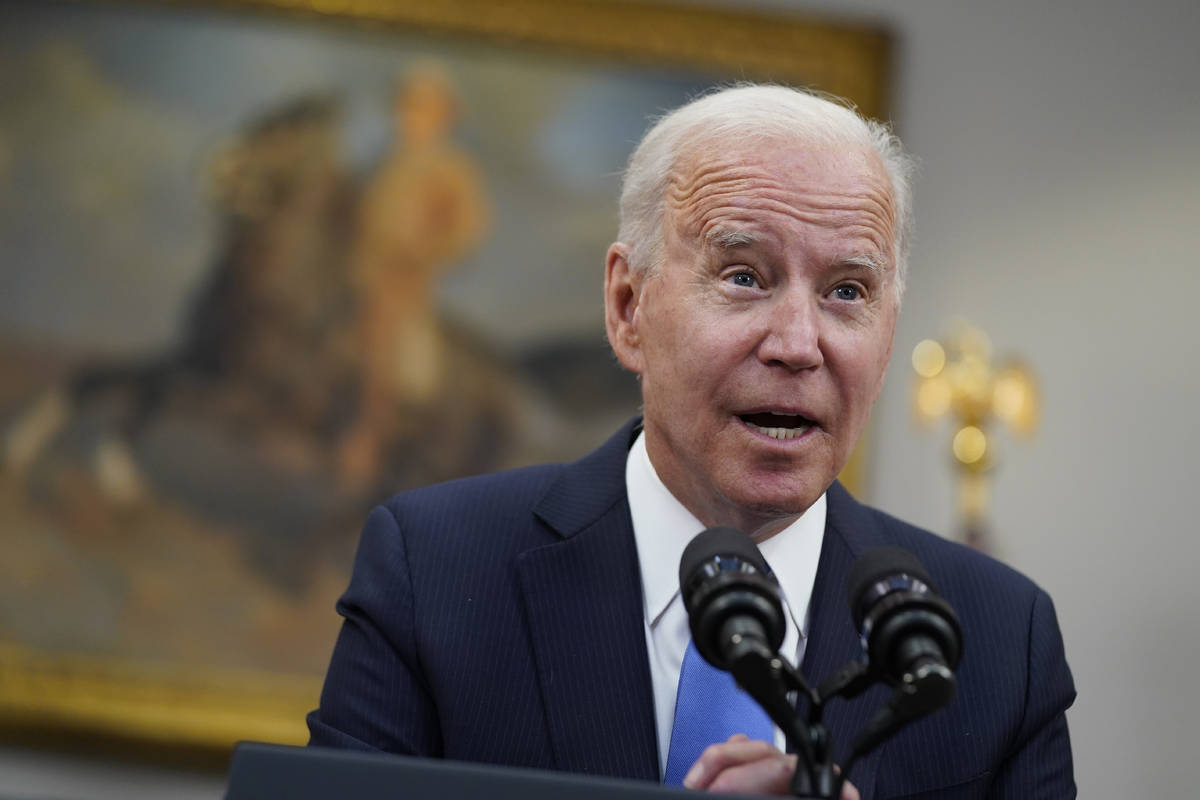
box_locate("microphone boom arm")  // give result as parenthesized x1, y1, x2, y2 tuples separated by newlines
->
(721, 621, 837, 798)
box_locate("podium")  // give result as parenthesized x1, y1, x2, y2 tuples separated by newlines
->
(226, 743, 764, 800)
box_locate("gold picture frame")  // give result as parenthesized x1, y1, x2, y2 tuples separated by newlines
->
(182, 0, 890, 118)
(0, 0, 889, 758)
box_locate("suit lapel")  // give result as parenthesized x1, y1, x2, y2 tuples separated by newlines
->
(512, 434, 894, 788)
(516, 421, 659, 780)
(801, 482, 893, 800)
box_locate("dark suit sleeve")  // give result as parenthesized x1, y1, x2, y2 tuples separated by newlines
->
(306, 504, 443, 755)
(991, 588, 1076, 798)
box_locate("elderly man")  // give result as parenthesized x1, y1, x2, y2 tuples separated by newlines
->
(308, 85, 1076, 799)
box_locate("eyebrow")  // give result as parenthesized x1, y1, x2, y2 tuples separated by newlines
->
(705, 227, 757, 249)
(703, 227, 888, 273)
(841, 254, 886, 272)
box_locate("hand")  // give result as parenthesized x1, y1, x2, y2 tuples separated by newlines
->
(682, 734, 859, 799)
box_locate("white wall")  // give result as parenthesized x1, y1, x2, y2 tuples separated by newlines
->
(756, 0, 1199, 796)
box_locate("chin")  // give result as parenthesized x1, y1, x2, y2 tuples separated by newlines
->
(725, 485, 824, 528)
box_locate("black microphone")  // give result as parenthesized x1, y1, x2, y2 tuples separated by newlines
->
(679, 526, 785, 672)
(848, 547, 962, 690)
(680, 527, 830, 796)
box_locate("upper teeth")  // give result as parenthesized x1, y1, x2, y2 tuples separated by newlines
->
(744, 420, 812, 440)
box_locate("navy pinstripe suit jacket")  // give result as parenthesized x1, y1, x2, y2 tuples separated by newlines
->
(308, 419, 1075, 799)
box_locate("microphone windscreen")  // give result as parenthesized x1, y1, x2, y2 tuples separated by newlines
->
(678, 526, 769, 589)
(847, 547, 937, 625)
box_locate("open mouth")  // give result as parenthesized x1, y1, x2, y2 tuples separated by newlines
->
(738, 412, 815, 441)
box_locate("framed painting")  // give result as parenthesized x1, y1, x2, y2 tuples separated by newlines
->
(0, 0, 889, 756)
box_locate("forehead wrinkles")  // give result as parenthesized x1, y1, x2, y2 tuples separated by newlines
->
(665, 154, 896, 252)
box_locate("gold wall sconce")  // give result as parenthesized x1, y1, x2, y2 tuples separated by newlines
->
(911, 321, 1039, 550)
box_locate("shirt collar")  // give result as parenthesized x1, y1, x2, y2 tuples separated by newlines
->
(625, 430, 827, 637)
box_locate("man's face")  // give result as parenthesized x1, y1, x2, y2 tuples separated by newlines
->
(606, 140, 900, 538)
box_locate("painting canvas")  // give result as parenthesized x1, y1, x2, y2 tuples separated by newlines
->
(0, 0, 888, 752)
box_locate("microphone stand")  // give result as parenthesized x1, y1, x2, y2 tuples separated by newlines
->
(723, 634, 835, 798)
(730, 645, 953, 799)
(683, 532, 960, 798)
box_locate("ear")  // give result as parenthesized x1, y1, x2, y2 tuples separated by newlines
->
(604, 242, 646, 376)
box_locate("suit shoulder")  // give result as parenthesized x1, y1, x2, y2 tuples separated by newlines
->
(861, 504, 1044, 604)
(379, 462, 565, 530)
(374, 420, 637, 546)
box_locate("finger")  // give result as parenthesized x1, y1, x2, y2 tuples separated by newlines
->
(683, 739, 778, 789)
(683, 739, 780, 789)
(706, 753, 799, 796)
(841, 778, 861, 800)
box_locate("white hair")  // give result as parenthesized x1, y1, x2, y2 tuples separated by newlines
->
(618, 84, 916, 297)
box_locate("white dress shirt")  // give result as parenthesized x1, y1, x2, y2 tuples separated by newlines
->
(625, 430, 826, 777)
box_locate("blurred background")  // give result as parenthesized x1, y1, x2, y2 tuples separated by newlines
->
(0, 0, 1197, 797)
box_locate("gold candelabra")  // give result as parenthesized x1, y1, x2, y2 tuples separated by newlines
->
(911, 321, 1039, 550)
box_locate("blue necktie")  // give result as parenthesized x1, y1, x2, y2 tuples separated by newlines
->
(662, 638, 775, 785)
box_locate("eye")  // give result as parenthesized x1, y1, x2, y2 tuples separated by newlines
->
(727, 271, 759, 288)
(832, 283, 862, 301)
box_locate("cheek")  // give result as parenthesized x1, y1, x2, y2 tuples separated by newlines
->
(640, 287, 761, 399)
(638, 313, 689, 397)
(643, 331, 727, 416)
(646, 343, 702, 398)
(675, 324, 745, 389)
(642, 301, 699, 366)
(830, 335, 894, 407)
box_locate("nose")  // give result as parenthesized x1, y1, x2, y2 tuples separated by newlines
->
(756, 291, 823, 371)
